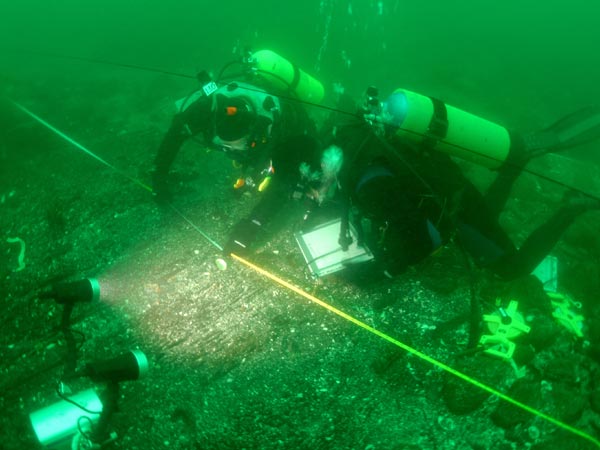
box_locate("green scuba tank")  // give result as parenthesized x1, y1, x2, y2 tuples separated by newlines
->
(384, 88, 513, 169)
(251, 49, 325, 104)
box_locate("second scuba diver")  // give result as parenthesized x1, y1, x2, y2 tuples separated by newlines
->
(318, 87, 600, 280)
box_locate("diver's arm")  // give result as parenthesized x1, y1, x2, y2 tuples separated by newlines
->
(152, 113, 190, 197)
(152, 96, 213, 202)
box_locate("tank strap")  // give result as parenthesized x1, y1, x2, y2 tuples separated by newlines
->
(290, 64, 301, 92)
(423, 97, 449, 148)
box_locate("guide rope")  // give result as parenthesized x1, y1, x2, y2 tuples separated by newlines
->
(9, 99, 153, 193)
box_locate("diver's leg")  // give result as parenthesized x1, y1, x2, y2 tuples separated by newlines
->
(482, 165, 523, 221)
(482, 133, 527, 220)
(485, 106, 600, 214)
(489, 198, 598, 280)
(522, 106, 600, 157)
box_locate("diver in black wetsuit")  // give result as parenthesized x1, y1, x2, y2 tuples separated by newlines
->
(326, 90, 600, 280)
(152, 76, 320, 255)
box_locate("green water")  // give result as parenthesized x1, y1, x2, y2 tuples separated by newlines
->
(1, 2, 600, 449)
(3, 1, 600, 113)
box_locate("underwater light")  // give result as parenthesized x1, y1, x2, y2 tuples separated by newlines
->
(40, 278, 101, 304)
(29, 351, 149, 449)
(29, 388, 103, 450)
(80, 350, 149, 383)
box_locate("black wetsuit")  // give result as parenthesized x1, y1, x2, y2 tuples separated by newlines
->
(333, 117, 587, 280)
(153, 83, 319, 253)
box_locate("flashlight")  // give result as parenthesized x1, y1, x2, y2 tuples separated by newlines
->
(40, 278, 101, 304)
(82, 350, 149, 383)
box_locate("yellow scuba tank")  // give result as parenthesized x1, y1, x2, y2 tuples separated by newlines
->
(251, 49, 325, 104)
(384, 88, 513, 169)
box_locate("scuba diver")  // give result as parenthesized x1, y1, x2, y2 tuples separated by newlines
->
(151, 50, 324, 254)
(320, 87, 600, 280)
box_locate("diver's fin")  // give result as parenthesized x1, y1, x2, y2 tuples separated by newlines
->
(523, 106, 600, 158)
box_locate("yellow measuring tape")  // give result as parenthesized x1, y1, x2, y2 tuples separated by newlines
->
(231, 253, 600, 448)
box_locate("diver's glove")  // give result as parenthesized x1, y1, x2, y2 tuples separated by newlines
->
(224, 218, 263, 256)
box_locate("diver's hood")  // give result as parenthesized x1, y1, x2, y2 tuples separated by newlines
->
(212, 82, 281, 141)
(175, 81, 281, 135)
(175, 81, 281, 162)
(207, 82, 281, 163)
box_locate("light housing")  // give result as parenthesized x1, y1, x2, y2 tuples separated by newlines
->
(29, 388, 102, 449)
(40, 278, 101, 304)
(83, 350, 149, 382)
